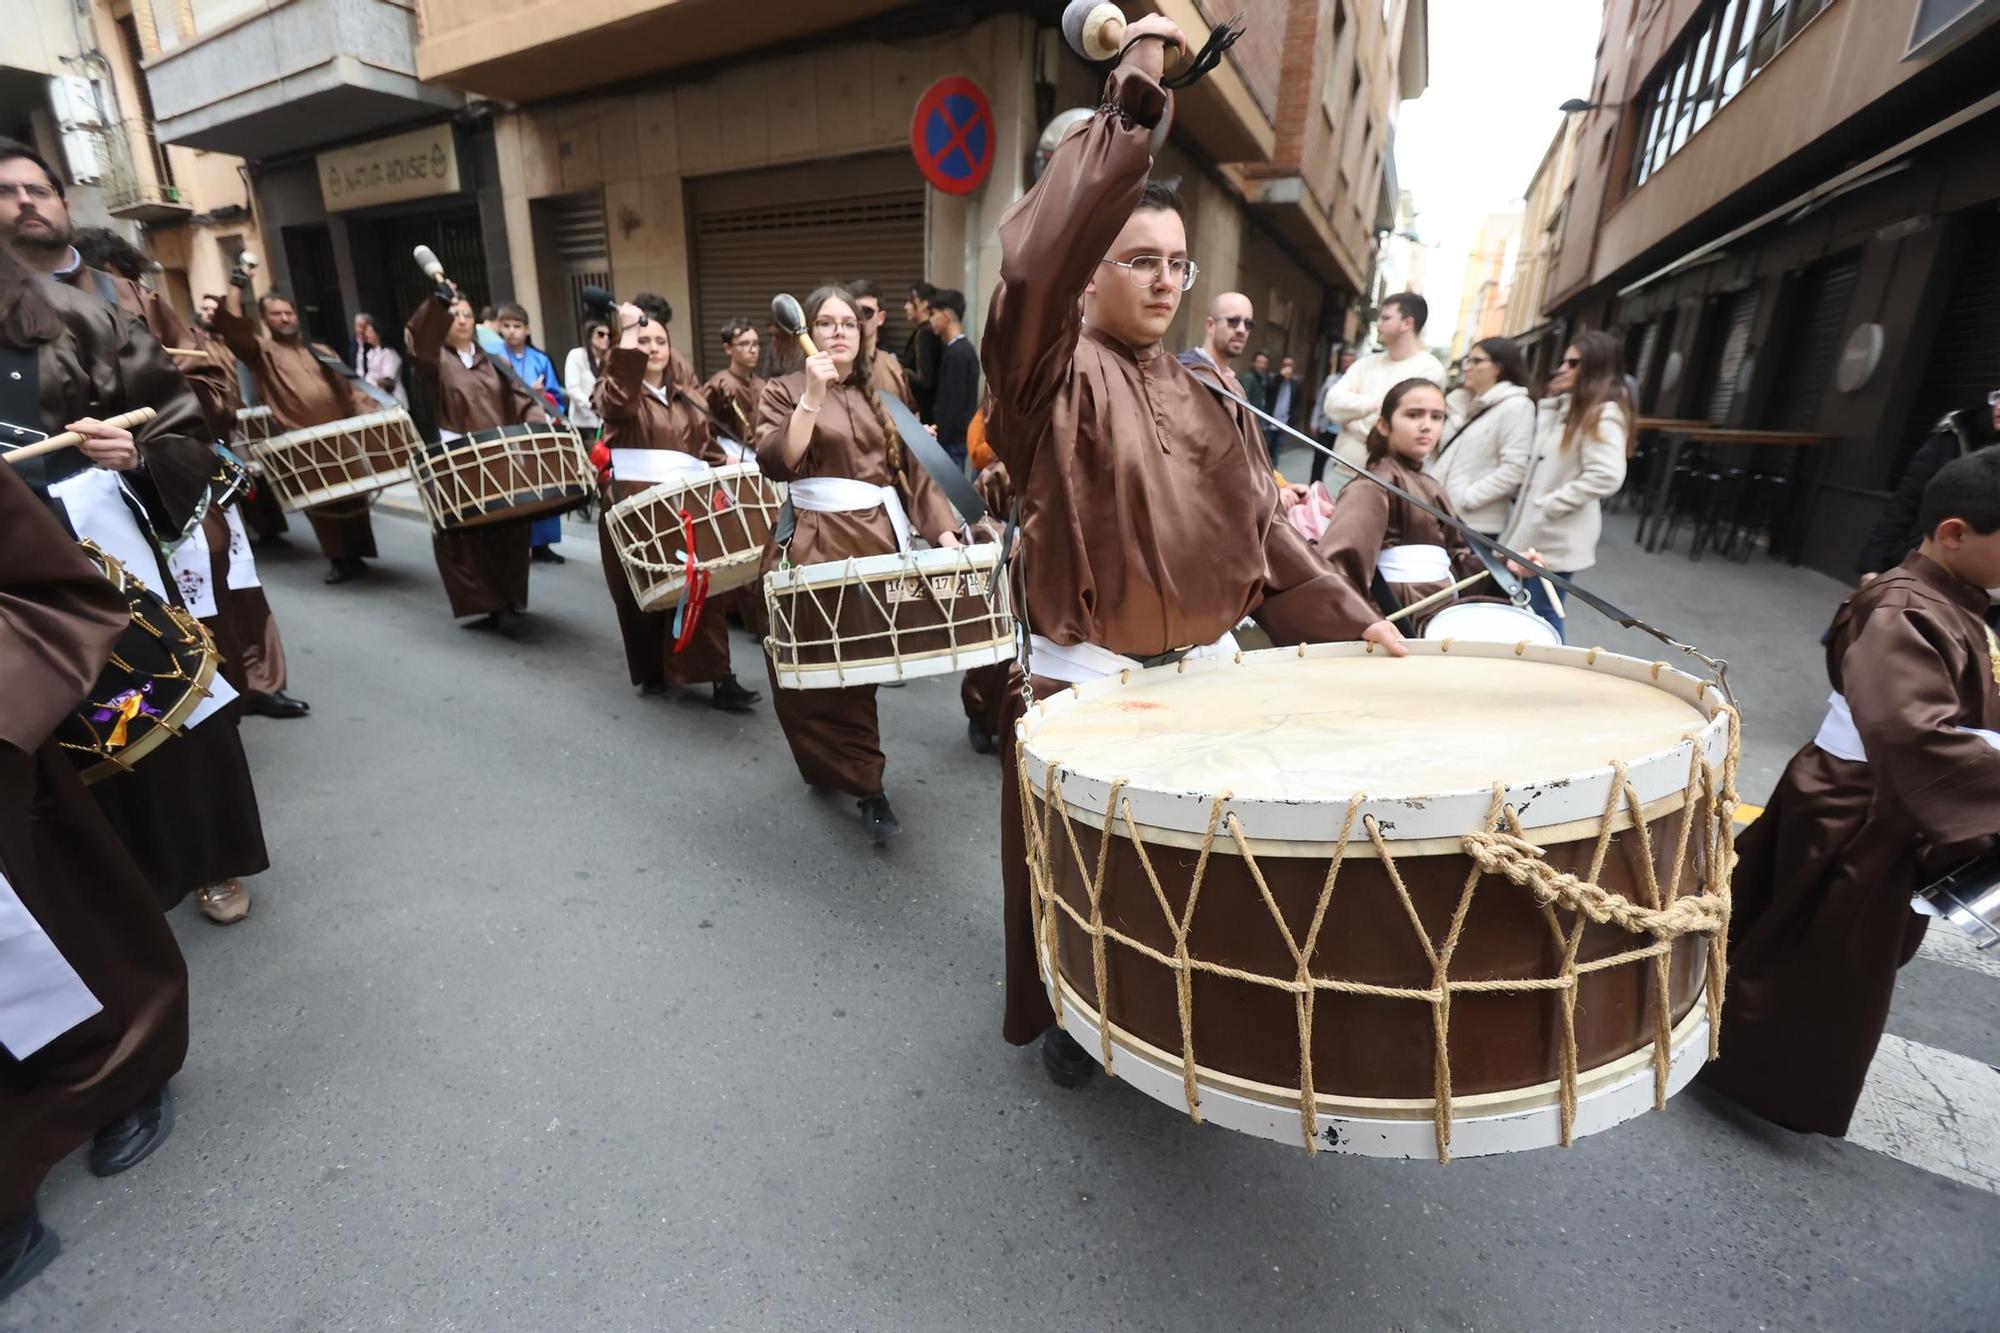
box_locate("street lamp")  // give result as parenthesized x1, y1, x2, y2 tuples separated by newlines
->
(1559, 98, 1616, 113)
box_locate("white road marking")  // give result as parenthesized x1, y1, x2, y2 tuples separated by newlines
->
(1916, 924, 2000, 981)
(1849, 1034, 2000, 1195)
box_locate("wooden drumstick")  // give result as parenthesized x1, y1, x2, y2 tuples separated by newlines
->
(165, 346, 213, 361)
(1385, 569, 1491, 625)
(2, 408, 158, 465)
(771, 293, 818, 358)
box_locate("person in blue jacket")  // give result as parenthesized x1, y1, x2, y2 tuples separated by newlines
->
(496, 302, 571, 563)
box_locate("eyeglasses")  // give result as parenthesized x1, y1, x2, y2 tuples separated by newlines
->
(1099, 255, 1199, 291)
(1559, 355, 1582, 369)
(812, 317, 861, 335)
(1462, 353, 1493, 367)
(854, 304, 880, 321)
(0, 182, 57, 202)
(1220, 315, 1256, 330)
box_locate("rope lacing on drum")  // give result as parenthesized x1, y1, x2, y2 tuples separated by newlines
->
(764, 546, 1010, 688)
(1017, 696, 1741, 1164)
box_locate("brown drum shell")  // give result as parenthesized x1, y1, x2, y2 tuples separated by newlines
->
(770, 561, 1005, 669)
(612, 470, 778, 610)
(419, 425, 592, 531)
(1043, 809, 1709, 1100)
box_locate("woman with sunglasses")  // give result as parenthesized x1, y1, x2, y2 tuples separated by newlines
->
(564, 319, 610, 448)
(753, 286, 962, 844)
(1499, 331, 1633, 639)
(1431, 336, 1536, 540)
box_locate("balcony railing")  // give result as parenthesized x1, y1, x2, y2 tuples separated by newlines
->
(87, 119, 192, 222)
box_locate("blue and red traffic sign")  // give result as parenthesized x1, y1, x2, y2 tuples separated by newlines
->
(911, 77, 995, 196)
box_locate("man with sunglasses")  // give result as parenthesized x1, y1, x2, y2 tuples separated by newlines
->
(982, 13, 1407, 1086)
(1177, 290, 1255, 397)
(846, 279, 912, 407)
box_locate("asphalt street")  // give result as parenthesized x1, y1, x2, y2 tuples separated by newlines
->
(8, 501, 1997, 1333)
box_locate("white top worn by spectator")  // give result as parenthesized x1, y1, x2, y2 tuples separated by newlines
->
(564, 346, 601, 430)
(1319, 346, 1448, 471)
(1498, 395, 1628, 572)
(1429, 381, 1536, 535)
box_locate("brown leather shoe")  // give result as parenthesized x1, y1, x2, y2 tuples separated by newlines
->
(196, 879, 250, 925)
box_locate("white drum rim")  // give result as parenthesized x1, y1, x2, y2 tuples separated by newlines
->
(766, 541, 1004, 591)
(1048, 977, 1710, 1159)
(769, 638, 1015, 689)
(269, 407, 415, 445)
(1422, 600, 1562, 646)
(630, 550, 767, 610)
(604, 462, 770, 522)
(1015, 641, 1732, 844)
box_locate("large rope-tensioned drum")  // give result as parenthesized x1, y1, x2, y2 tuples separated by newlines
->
(1015, 641, 1739, 1161)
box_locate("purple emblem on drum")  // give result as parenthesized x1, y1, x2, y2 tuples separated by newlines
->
(90, 682, 162, 749)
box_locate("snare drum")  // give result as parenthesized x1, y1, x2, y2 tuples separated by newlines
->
(1015, 642, 1738, 1160)
(410, 422, 593, 533)
(1423, 600, 1562, 647)
(605, 463, 783, 611)
(764, 543, 1014, 689)
(247, 408, 420, 511)
(55, 544, 223, 785)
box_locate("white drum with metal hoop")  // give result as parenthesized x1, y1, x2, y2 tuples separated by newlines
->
(764, 543, 1014, 689)
(247, 408, 420, 511)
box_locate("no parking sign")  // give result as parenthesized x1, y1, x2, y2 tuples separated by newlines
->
(910, 76, 995, 196)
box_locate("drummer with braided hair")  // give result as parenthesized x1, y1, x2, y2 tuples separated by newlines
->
(595, 301, 763, 712)
(752, 285, 963, 844)
(981, 15, 1406, 1083)
(404, 283, 546, 631)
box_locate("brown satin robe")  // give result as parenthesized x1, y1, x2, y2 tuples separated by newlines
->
(200, 324, 290, 540)
(983, 64, 1386, 1045)
(27, 282, 270, 908)
(405, 298, 543, 619)
(55, 265, 237, 443)
(210, 298, 380, 560)
(0, 461, 190, 1218)
(594, 345, 735, 687)
(1701, 553, 2000, 1135)
(1318, 452, 1484, 632)
(961, 461, 1017, 743)
(871, 347, 911, 407)
(753, 371, 958, 797)
(700, 365, 771, 635)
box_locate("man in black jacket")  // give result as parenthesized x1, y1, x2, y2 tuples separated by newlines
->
(927, 288, 979, 472)
(901, 281, 943, 422)
(1859, 394, 1997, 575)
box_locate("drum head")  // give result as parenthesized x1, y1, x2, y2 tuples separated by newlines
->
(1422, 600, 1561, 647)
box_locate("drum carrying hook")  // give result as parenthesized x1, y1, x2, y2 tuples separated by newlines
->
(1195, 381, 1741, 712)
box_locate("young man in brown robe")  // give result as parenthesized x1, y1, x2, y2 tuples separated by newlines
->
(0, 460, 190, 1302)
(196, 291, 292, 546)
(981, 17, 1406, 1082)
(405, 285, 546, 630)
(1701, 448, 2000, 1135)
(700, 318, 771, 637)
(597, 302, 762, 711)
(210, 273, 381, 584)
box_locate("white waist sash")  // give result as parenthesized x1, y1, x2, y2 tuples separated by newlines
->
(1377, 543, 1451, 583)
(1028, 630, 1239, 686)
(0, 866, 102, 1059)
(788, 476, 912, 553)
(611, 448, 709, 485)
(222, 506, 260, 590)
(1814, 690, 2000, 765)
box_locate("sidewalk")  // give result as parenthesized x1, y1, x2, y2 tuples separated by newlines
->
(1273, 441, 1850, 801)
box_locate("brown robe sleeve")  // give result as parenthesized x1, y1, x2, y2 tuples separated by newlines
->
(595, 346, 650, 427)
(981, 66, 1164, 489)
(207, 298, 263, 368)
(71, 295, 218, 542)
(0, 461, 128, 753)
(404, 294, 451, 369)
(752, 374, 803, 482)
(1316, 469, 1390, 610)
(896, 427, 960, 545)
(1844, 603, 2000, 847)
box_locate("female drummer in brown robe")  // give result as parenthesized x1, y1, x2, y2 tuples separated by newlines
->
(0, 458, 189, 1300)
(1318, 378, 1486, 632)
(753, 286, 962, 843)
(1701, 449, 2000, 1136)
(405, 287, 544, 629)
(982, 17, 1402, 1078)
(595, 302, 762, 711)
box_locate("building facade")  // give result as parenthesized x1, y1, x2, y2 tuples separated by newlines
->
(1503, 115, 1581, 382)
(136, 0, 1425, 394)
(1542, 0, 2000, 576)
(1450, 207, 1522, 361)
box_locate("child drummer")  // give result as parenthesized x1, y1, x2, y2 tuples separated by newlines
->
(1702, 447, 2000, 1135)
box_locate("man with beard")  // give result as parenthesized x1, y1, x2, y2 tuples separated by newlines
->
(1177, 290, 1255, 396)
(195, 290, 292, 546)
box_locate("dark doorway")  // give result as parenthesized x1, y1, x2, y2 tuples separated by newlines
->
(280, 223, 346, 350)
(345, 206, 489, 438)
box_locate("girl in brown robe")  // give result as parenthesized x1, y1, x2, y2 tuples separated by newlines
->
(753, 286, 962, 843)
(405, 289, 544, 629)
(1319, 378, 1485, 632)
(595, 303, 762, 711)
(1702, 449, 2000, 1135)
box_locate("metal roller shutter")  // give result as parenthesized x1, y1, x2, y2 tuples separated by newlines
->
(1704, 288, 1758, 424)
(690, 180, 927, 383)
(1896, 209, 2000, 474)
(1769, 253, 1860, 433)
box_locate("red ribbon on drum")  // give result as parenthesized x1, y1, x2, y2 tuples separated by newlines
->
(670, 508, 710, 652)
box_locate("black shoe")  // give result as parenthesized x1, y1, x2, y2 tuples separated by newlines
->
(88, 1084, 173, 1178)
(1042, 1027, 1097, 1089)
(531, 546, 567, 565)
(858, 793, 900, 845)
(710, 676, 762, 712)
(640, 676, 669, 696)
(0, 1205, 58, 1304)
(322, 558, 365, 585)
(243, 689, 310, 719)
(967, 718, 998, 755)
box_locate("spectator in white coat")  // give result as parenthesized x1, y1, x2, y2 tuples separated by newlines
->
(1500, 330, 1632, 639)
(1430, 335, 1536, 537)
(1318, 292, 1447, 482)
(565, 319, 609, 441)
